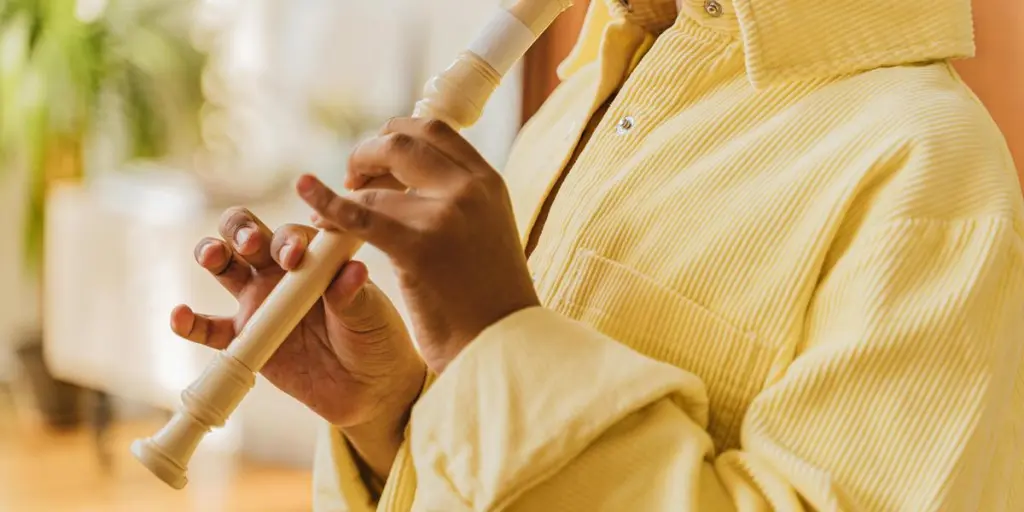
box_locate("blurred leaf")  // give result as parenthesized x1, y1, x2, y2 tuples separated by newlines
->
(0, 0, 205, 274)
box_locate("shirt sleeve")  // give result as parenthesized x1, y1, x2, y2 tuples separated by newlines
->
(312, 422, 377, 512)
(402, 217, 1024, 511)
(313, 373, 437, 512)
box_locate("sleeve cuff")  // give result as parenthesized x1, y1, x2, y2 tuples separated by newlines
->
(408, 306, 709, 510)
(312, 424, 377, 512)
(313, 370, 437, 512)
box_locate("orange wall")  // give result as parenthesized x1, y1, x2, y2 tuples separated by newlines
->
(954, 0, 1024, 186)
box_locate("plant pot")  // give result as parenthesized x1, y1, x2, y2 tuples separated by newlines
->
(13, 333, 84, 431)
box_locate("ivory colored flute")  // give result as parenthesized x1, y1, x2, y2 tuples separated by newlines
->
(131, 0, 575, 490)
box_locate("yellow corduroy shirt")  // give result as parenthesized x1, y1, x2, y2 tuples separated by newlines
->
(313, 0, 1024, 510)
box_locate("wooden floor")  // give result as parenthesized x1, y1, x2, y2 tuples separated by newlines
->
(0, 397, 314, 512)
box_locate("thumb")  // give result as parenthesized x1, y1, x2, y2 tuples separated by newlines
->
(324, 260, 392, 333)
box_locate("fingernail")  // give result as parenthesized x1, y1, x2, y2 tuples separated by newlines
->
(170, 305, 194, 335)
(196, 241, 221, 266)
(235, 227, 254, 248)
(199, 242, 217, 262)
(296, 175, 317, 196)
(279, 243, 293, 265)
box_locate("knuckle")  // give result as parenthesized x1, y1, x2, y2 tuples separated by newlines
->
(344, 202, 372, 231)
(420, 211, 448, 239)
(356, 189, 379, 209)
(284, 223, 309, 239)
(323, 193, 345, 220)
(422, 118, 451, 138)
(271, 224, 301, 253)
(438, 205, 464, 230)
(347, 140, 365, 166)
(384, 132, 415, 153)
(479, 169, 505, 190)
(381, 116, 401, 134)
(313, 187, 337, 212)
(202, 317, 215, 345)
(455, 175, 487, 202)
(464, 172, 507, 207)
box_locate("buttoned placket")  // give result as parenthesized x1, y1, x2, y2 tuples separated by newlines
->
(607, 0, 732, 140)
(527, 0, 738, 296)
(525, 19, 652, 297)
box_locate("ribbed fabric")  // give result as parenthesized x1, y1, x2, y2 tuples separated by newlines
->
(314, 0, 1024, 510)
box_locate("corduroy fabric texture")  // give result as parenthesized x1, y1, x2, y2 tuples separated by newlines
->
(314, 0, 1024, 510)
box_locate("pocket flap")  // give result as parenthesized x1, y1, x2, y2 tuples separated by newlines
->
(551, 250, 773, 450)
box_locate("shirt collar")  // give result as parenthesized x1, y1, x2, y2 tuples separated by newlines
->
(559, 0, 976, 89)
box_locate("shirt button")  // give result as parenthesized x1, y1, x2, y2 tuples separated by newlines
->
(704, 0, 724, 17)
(615, 116, 636, 135)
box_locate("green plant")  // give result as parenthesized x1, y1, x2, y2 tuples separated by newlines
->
(0, 0, 204, 274)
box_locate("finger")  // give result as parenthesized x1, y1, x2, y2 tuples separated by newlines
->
(378, 116, 483, 168)
(323, 261, 391, 334)
(344, 171, 405, 194)
(296, 174, 420, 255)
(270, 223, 318, 271)
(194, 238, 251, 297)
(170, 305, 236, 350)
(346, 132, 465, 196)
(310, 212, 341, 231)
(218, 207, 276, 271)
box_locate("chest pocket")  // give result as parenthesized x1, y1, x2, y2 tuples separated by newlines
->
(548, 250, 774, 451)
